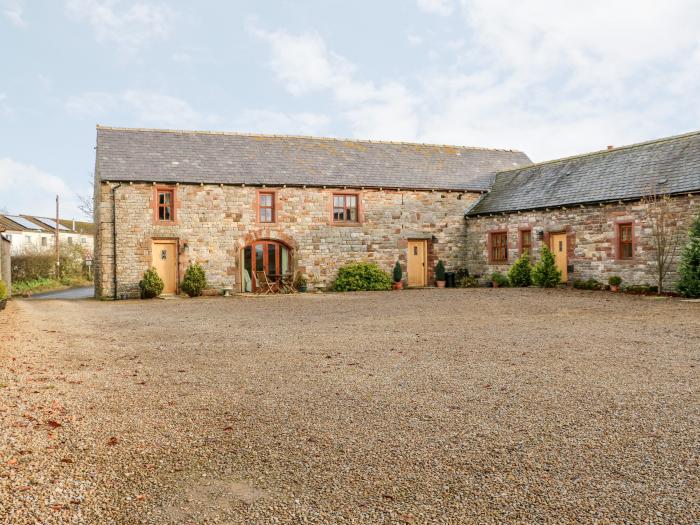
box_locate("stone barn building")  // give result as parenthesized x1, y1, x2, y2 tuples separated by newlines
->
(93, 126, 699, 298)
(93, 126, 529, 299)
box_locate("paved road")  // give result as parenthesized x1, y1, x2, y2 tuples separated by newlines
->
(27, 286, 94, 300)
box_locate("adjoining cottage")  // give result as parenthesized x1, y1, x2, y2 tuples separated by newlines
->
(93, 126, 529, 299)
(93, 126, 700, 299)
(465, 131, 700, 288)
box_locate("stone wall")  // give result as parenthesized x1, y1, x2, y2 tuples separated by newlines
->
(95, 182, 478, 298)
(466, 194, 699, 289)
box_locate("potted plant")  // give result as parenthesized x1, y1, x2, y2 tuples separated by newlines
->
(392, 261, 403, 290)
(608, 275, 622, 292)
(491, 271, 510, 288)
(0, 280, 8, 311)
(435, 260, 446, 288)
(294, 272, 308, 293)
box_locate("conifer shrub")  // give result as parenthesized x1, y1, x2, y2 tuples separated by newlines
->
(531, 246, 562, 288)
(181, 263, 207, 297)
(508, 254, 532, 287)
(392, 261, 403, 283)
(139, 267, 164, 299)
(677, 214, 700, 298)
(332, 262, 392, 292)
(435, 260, 446, 282)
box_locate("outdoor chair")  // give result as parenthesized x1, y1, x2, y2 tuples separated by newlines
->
(254, 271, 278, 294)
(280, 273, 296, 294)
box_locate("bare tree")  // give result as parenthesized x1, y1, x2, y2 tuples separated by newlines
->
(642, 191, 683, 293)
(76, 174, 94, 219)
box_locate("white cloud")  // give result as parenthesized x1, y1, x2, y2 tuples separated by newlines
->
(1, 0, 26, 27)
(65, 90, 221, 129)
(235, 110, 330, 136)
(251, 26, 420, 141)
(0, 158, 85, 218)
(253, 3, 700, 161)
(417, 0, 454, 16)
(425, 0, 700, 159)
(65, 0, 174, 52)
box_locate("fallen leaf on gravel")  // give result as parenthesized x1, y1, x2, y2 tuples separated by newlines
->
(18, 486, 30, 491)
(7, 458, 17, 465)
(107, 437, 119, 446)
(136, 494, 146, 501)
(46, 420, 62, 429)
(223, 426, 233, 431)
(61, 458, 73, 464)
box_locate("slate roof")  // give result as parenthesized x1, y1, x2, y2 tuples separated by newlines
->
(95, 126, 531, 191)
(468, 130, 700, 216)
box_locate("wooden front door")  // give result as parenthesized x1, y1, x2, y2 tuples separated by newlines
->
(407, 240, 427, 287)
(550, 233, 568, 283)
(151, 240, 178, 294)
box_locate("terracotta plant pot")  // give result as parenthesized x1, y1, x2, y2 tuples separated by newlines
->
(392, 281, 403, 290)
(610, 284, 619, 292)
(492, 282, 499, 288)
(436, 280, 446, 288)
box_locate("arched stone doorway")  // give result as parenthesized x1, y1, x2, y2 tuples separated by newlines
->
(242, 239, 292, 292)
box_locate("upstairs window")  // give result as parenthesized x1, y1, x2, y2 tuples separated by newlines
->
(258, 192, 275, 223)
(520, 229, 532, 256)
(618, 223, 633, 259)
(490, 232, 508, 263)
(333, 194, 358, 223)
(157, 189, 174, 222)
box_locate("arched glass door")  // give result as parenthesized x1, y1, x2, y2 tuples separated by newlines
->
(242, 241, 290, 292)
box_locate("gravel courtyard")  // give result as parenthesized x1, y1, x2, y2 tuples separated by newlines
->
(1, 289, 698, 524)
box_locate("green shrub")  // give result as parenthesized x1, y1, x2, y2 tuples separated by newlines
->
(608, 275, 622, 286)
(435, 260, 446, 281)
(508, 254, 532, 287)
(392, 261, 403, 283)
(181, 263, 207, 297)
(677, 214, 700, 298)
(532, 246, 562, 288)
(491, 271, 510, 287)
(573, 278, 603, 290)
(622, 284, 658, 294)
(139, 267, 164, 299)
(0, 280, 7, 300)
(457, 275, 479, 288)
(332, 262, 392, 292)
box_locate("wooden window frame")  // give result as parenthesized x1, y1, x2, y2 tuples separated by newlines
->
(519, 228, 532, 258)
(616, 222, 634, 260)
(258, 191, 275, 223)
(331, 192, 360, 225)
(153, 186, 177, 224)
(488, 230, 508, 264)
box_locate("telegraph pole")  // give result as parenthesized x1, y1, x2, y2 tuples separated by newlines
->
(55, 194, 60, 278)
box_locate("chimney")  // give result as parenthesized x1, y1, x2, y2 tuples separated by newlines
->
(607, 145, 614, 150)
(72, 218, 76, 231)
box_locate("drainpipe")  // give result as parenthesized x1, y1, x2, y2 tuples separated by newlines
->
(112, 182, 122, 300)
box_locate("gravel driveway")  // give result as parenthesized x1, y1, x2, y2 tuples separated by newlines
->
(1, 289, 698, 524)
